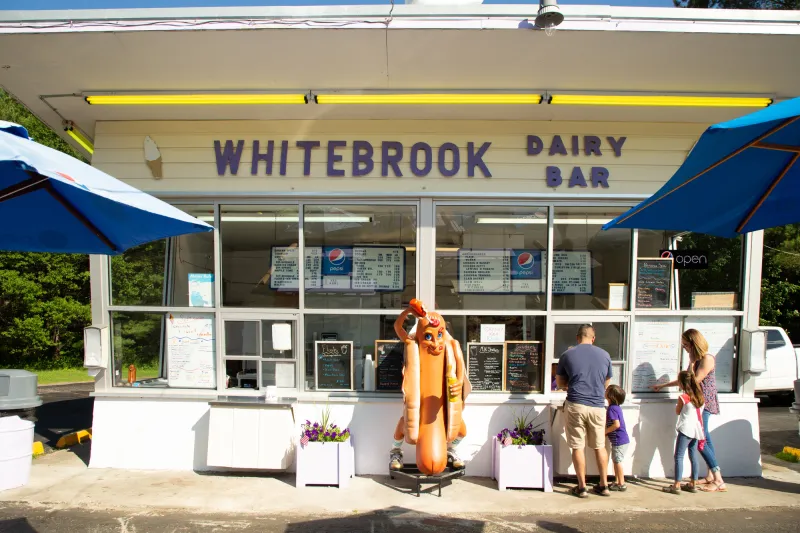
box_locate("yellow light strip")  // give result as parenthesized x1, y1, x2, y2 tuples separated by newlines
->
(549, 95, 772, 108)
(314, 94, 543, 105)
(85, 94, 308, 105)
(64, 126, 94, 154)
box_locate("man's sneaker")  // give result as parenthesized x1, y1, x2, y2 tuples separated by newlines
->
(448, 449, 465, 469)
(389, 448, 403, 470)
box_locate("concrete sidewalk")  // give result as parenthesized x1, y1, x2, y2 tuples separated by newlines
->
(2, 448, 800, 517)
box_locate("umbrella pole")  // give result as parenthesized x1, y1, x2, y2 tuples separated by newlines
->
(736, 152, 800, 233)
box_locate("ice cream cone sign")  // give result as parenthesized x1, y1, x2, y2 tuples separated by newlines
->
(144, 136, 163, 179)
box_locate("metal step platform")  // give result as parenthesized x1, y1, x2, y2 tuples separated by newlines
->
(389, 464, 465, 497)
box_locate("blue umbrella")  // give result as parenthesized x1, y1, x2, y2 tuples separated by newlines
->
(0, 121, 212, 254)
(603, 97, 800, 237)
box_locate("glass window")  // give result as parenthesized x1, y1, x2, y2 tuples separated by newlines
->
(220, 205, 299, 308)
(637, 230, 742, 310)
(435, 206, 548, 310)
(110, 205, 215, 307)
(767, 329, 786, 350)
(222, 318, 297, 390)
(303, 205, 417, 310)
(303, 313, 414, 391)
(111, 311, 166, 387)
(445, 315, 546, 393)
(553, 322, 627, 389)
(552, 208, 631, 310)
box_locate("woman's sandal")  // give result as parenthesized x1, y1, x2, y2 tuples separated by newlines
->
(697, 478, 715, 486)
(680, 483, 698, 493)
(571, 486, 589, 499)
(609, 484, 628, 492)
(701, 482, 728, 493)
(662, 485, 681, 495)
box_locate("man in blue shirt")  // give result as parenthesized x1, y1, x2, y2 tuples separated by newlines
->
(556, 324, 613, 498)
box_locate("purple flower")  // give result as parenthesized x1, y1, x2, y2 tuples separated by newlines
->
(344, 428, 350, 434)
(313, 422, 319, 428)
(324, 432, 331, 437)
(305, 420, 311, 425)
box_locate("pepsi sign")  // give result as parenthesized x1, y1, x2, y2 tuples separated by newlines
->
(510, 250, 542, 280)
(659, 250, 709, 270)
(322, 246, 353, 276)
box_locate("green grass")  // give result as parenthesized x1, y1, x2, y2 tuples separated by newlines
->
(33, 365, 160, 385)
(775, 451, 800, 463)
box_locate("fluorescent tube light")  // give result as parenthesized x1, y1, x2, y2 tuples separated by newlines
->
(475, 216, 611, 225)
(199, 215, 372, 223)
(85, 94, 308, 105)
(549, 95, 772, 108)
(64, 123, 94, 154)
(314, 94, 542, 105)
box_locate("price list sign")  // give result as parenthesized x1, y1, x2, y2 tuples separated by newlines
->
(458, 249, 511, 294)
(505, 341, 543, 393)
(636, 258, 673, 309)
(352, 247, 405, 291)
(375, 340, 404, 391)
(315, 341, 353, 391)
(552, 251, 592, 295)
(270, 246, 323, 290)
(467, 343, 505, 391)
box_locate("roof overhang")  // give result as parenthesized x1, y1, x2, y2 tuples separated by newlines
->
(1, 4, 798, 158)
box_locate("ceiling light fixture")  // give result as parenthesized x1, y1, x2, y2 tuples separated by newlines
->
(85, 94, 308, 105)
(549, 95, 773, 108)
(314, 94, 543, 105)
(63, 121, 94, 154)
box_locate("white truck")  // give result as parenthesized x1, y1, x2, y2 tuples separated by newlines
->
(754, 326, 800, 397)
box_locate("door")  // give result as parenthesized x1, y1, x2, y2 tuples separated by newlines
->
(220, 313, 299, 393)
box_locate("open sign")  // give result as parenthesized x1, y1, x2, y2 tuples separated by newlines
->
(659, 250, 709, 270)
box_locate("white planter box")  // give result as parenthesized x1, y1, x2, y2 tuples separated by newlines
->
(491, 436, 553, 491)
(296, 439, 354, 488)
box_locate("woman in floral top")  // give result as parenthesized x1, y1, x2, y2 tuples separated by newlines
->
(653, 329, 727, 492)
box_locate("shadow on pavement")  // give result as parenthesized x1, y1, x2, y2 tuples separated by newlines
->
(728, 476, 800, 495)
(537, 521, 583, 533)
(0, 517, 39, 533)
(284, 507, 486, 533)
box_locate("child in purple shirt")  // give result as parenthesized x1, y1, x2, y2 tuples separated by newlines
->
(605, 385, 630, 491)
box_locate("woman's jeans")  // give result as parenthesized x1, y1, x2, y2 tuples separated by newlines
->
(674, 432, 699, 482)
(699, 409, 721, 473)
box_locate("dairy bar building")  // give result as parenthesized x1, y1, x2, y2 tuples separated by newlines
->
(2, 3, 799, 479)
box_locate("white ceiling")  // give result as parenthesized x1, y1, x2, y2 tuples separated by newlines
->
(0, 26, 798, 155)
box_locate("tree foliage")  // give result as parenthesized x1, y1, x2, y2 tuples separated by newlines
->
(0, 90, 92, 369)
(675, 1, 800, 8)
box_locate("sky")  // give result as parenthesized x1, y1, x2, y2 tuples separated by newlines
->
(1, 1, 677, 11)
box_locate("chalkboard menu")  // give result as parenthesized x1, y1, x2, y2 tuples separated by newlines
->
(636, 258, 673, 309)
(375, 340, 404, 391)
(466, 343, 505, 391)
(505, 341, 543, 393)
(315, 341, 353, 391)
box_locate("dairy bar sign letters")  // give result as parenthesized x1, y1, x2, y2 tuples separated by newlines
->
(213, 135, 626, 188)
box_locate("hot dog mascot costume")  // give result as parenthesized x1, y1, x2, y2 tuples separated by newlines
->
(389, 299, 471, 475)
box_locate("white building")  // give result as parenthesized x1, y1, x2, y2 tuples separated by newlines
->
(2, 3, 799, 479)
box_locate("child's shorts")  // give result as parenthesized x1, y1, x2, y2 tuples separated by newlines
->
(611, 444, 629, 464)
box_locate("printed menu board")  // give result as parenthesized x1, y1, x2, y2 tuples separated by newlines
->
(270, 246, 323, 290)
(352, 247, 405, 291)
(458, 249, 511, 294)
(466, 343, 505, 391)
(270, 246, 405, 292)
(505, 341, 543, 393)
(315, 341, 353, 391)
(631, 317, 682, 392)
(683, 316, 736, 392)
(551, 251, 592, 295)
(166, 313, 216, 389)
(375, 340, 404, 391)
(636, 258, 673, 309)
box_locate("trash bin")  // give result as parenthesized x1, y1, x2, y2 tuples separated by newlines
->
(0, 415, 35, 491)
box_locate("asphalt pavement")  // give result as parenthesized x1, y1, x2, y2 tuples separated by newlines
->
(0, 505, 799, 533)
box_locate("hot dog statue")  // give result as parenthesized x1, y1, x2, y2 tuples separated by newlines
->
(389, 299, 471, 475)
